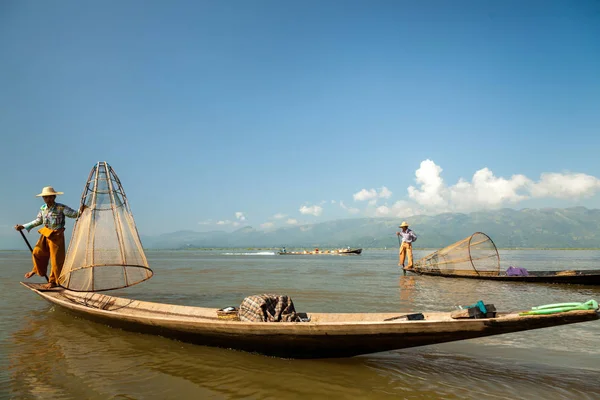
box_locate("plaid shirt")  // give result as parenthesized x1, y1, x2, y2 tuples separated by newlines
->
(23, 203, 79, 231)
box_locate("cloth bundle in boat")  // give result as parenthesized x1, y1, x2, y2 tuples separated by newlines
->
(238, 294, 300, 322)
(414, 232, 501, 277)
(59, 162, 153, 291)
(506, 266, 529, 276)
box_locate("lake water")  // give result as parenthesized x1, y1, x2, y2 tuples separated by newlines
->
(1, 249, 600, 399)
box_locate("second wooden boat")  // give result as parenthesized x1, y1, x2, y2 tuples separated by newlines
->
(410, 232, 600, 285)
(405, 267, 600, 285)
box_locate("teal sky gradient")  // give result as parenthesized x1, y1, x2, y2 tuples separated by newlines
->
(1, 0, 599, 238)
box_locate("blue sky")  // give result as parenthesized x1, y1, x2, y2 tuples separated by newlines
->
(1, 0, 599, 238)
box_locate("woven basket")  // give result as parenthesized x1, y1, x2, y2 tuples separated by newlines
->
(216, 310, 240, 321)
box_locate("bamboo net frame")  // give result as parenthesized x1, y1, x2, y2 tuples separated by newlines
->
(59, 162, 153, 291)
(414, 232, 501, 276)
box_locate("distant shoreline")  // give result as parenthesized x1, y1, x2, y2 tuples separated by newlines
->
(147, 247, 600, 251)
(2, 247, 600, 252)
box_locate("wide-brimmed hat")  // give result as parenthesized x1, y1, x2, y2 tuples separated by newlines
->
(399, 221, 409, 228)
(36, 186, 64, 197)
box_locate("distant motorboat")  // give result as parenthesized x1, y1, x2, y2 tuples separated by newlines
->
(336, 248, 362, 255)
(277, 248, 363, 256)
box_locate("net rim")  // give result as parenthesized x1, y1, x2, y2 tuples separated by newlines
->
(467, 231, 501, 275)
(59, 266, 154, 293)
(66, 264, 153, 273)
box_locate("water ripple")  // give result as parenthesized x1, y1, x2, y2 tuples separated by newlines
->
(2, 250, 600, 399)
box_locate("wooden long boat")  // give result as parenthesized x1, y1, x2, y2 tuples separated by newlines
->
(21, 282, 599, 359)
(338, 248, 362, 255)
(277, 248, 362, 256)
(404, 268, 600, 285)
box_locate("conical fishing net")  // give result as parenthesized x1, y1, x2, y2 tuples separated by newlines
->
(414, 232, 500, 276)
(59, 162, 153, 291)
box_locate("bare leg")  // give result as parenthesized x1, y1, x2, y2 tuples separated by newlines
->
(24, 271, 36, 279)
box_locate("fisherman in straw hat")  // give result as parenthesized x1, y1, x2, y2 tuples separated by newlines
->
(14, 186, 86, 289)
(396, 221, 417, 270)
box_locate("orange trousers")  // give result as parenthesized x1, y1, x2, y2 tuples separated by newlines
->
(399, 242, 413, 268)
(32, 229, 66, 284)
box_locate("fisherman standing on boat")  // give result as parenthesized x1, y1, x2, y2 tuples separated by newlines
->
(14, 186, 86, 289)
(396, 221, 417, 270)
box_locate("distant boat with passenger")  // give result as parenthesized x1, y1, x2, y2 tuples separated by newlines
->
(278, 247, 362, 256)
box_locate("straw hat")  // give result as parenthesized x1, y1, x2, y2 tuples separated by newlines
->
(399, 221, 409, 228)
(36, 186, 64, 197)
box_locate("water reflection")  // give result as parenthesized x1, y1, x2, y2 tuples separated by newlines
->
(3, 250, 600, 400)
(398, 275, 416, 306)
(5, 309, 413, 399)
(7, 307, 600, 400)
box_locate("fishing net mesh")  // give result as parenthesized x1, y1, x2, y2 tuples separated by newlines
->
(414, 232, 500, 276)
(59, 162, 153, 291)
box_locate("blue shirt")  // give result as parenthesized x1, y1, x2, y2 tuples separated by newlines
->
(399, 228, 417, 244)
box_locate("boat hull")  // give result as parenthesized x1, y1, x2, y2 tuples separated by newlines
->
(21, 282, 599, 358)
(406, 269, 600, 285)
(277, 248, 362, 256)
(338, 248, 362, 255)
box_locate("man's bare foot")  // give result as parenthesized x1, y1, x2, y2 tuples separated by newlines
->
(24, 271, 36, 279)
(41, 282, 58, 289)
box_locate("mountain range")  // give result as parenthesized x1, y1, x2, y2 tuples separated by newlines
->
(2, 207, 598, 250)
(139, 207, 600, 250)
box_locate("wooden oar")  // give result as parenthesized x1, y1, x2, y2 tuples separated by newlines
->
(19, 229, 33, 252)
(18, 229, 49, 282)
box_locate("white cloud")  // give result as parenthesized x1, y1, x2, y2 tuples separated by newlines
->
(353, 186, 393, 204)
(362, 200, 420, 219)
(530, 172, 600, 199)
(216, 220, 231, 225)
(407, 160, 448, 208)
(339, 201, 360, 214)
(405, 159, 600, 213)
(379, 186, 392, 199)
(353, 189, 377, 201)
(286, 218, 298, 225)
(260, 222, 275, 229)
(299, 205, 323, 216)
(375, 205, 390, 216)
(198, 220, 212, 225)
(235, 212, 246, 221)
(389, 200, 421, 218)
(273, 213, 287, 219)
